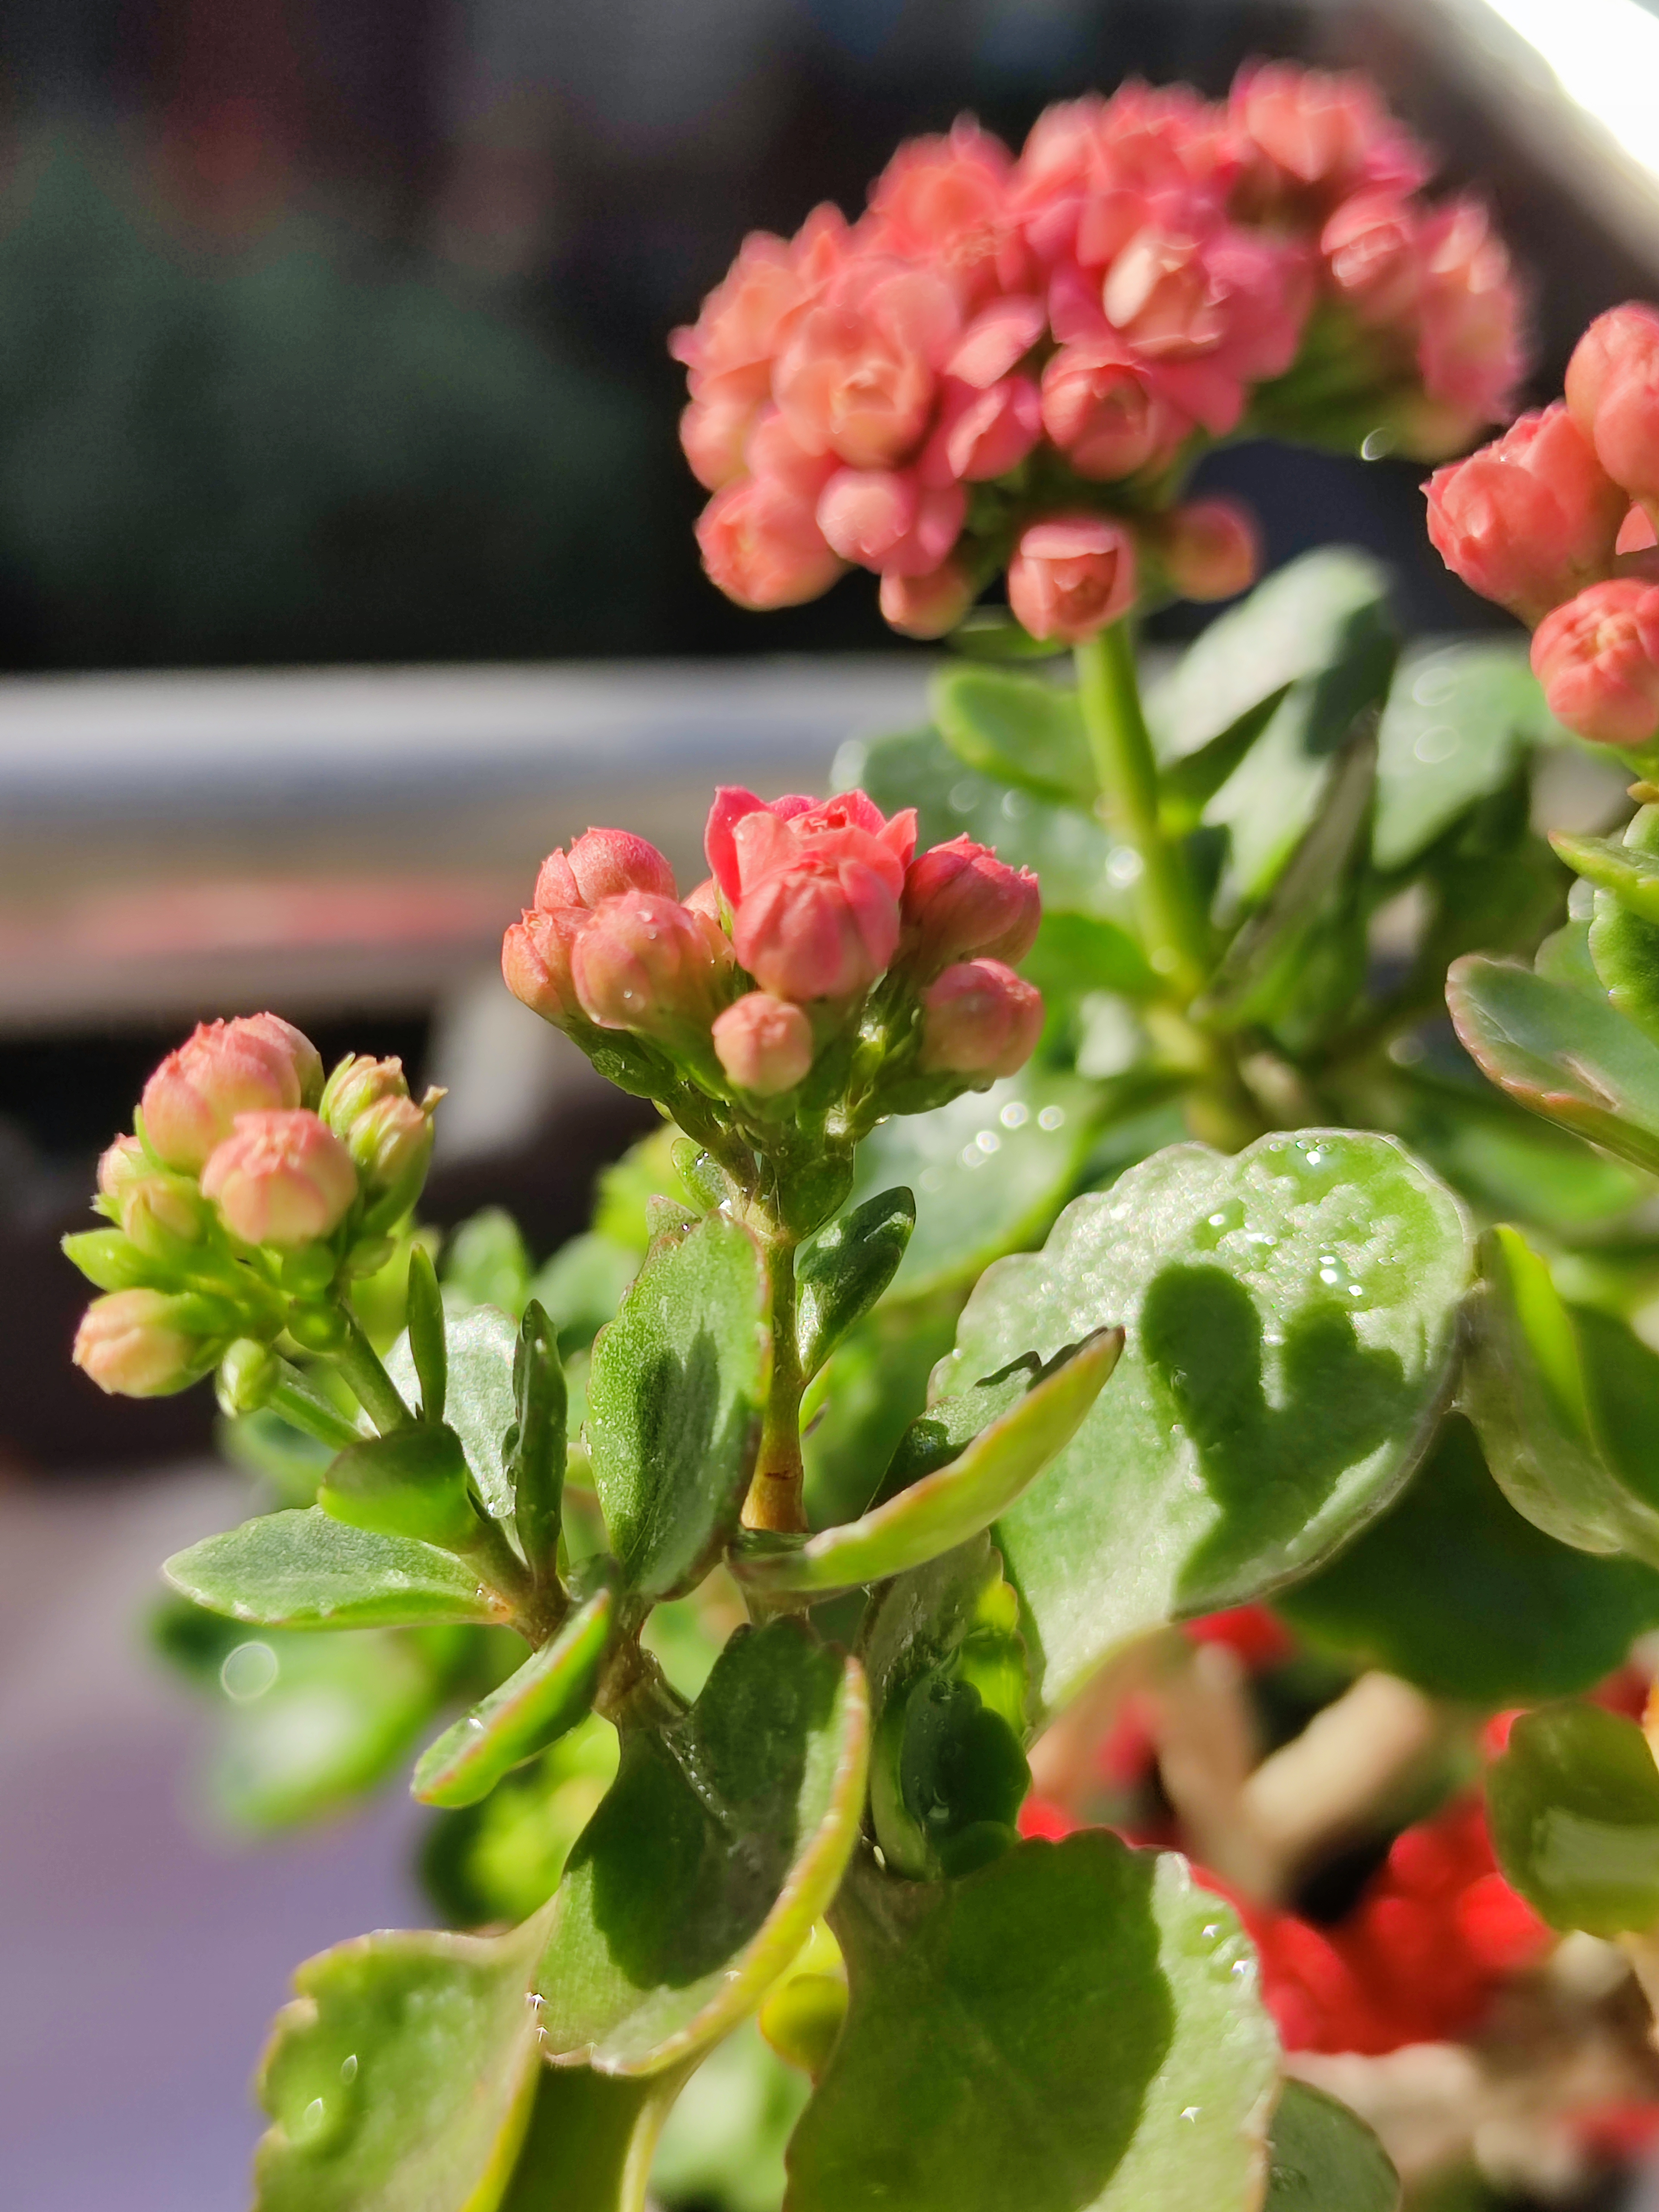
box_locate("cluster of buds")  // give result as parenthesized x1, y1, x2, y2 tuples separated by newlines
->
(66, 1013, 440, 1398)
(675, 62, 1524, 639)
(503, 797, 1041, 1226)
(1428, 302, 1659, 746)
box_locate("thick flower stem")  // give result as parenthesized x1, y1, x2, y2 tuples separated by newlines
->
(742, 1228, 809, 1535)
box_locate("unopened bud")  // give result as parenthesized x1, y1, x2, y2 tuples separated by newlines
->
(879, 558, 977, 639)
(918, 960, 1045, 1079)
(119, 1172, 212, 1263)
(1566, 303, 1659, 450)
(320, 1054, 409, 1136)
(563, 828, 677, 906)
(502, 907, 589, 1028)
(900, 836, 1039, 980)
(347, 1092, 437, 1227)
(201, 1110, 359, 1249)
(712, 992, 815, 1096)
(1154, 498, 1261, 604)
(1531, 579, 1659, 746)
(572, 891, 733, 1038)
(1007, 517, 1137, 643)
(1425, 404, 1626, 623)
(97, 1133, 148, 1208)
(141, 1014, 320, 1172)
(217, 1337, 280, 1416)
(73, 1289, 209, 1398)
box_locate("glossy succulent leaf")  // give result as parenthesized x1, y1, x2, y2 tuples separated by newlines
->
(733, 1329, 1120, 1599)
(1278, 1415, 1659, 1703)
(1390, 1066, 1642, 1235)
(796, 1187, 916, 1382)
(319, 1423, 480, 1551)
(388, 1305, 519, 1521)
(1488, 1703, 1659, 1936)
(414, 1586, 614, 1809)
(405, 1245, 448, 1422)
(1555, 828, 1659, 923)
(862, 1534, 1029, 1878)
(1447, 955, 1659, 1177)
(423, 1715, 621, 1931)
(931, 663, 1095, 808)
(535, 1618, 868, 2073)
(1262, 2083, 1399, 2212)
(1462, 1225, 1659, 1566)
(848, 1070, 1097, 1304)
(254, 1910, 549, 2212)
(1372, 640, 1554, 873)
(1587, 803, 1659, 1042)
(945, 1132, 1471, 1717)
(164, 1506, 513, 1630)
(785, 1837, 1278, 2212)
(511, 1300, 567, 1576)
(585, 1212, 768, 1598)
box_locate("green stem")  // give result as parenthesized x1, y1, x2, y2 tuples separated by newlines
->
(332, 1310, 413, 1436)
(266, 1359, 366, 1452)
(741, 1226, 809, 1536)
(1074, 622, 1212, 1006)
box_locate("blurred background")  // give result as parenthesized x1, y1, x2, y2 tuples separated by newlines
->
(8, 1, 1659, 2205)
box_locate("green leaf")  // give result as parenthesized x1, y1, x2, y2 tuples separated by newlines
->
(535, 1618, 868, 2073)
(444, 1207, 533, 1316)
(1277, 1414, 1659, 1703)
(802, 1294, 964, 1533)
(848, 1070, 1097, 1305)
(414, 1587, 614, 1808)
(319, 1423, 480, 1551)
(387, 1304, 521, 1521)
(1447, 954, 1659, 1177)
(931, 664, 1095, 808)
(254, 1910, 548, 2212)
(422, 1715, 620, 1929)
(405, 1246, 448, 1422)
(1587, 803, 1659, 1043)
(1556, 828, 1659, 923)
(585, 1213, 768, 1598)
(529, 1232, 640, 1358)
(948, 1131, 1471, 1718)
(732, 1330, 1120, 1599)
(1390, 1068, 1643, 1235)
(511, 1301, 567, 1576)
(1488, 1702, 1659, 1936)
(796, 1187, 916, 1383)
(1373, 639, 1554, 873)
(949, 607, 1066, 661)
(1021, 910, 1160, 1005)
(1462, 1225, 1659, 1565)
(784, 1837, 1279, 2212)
(499, 2061, 693, 2212)
(653, 2021, 812, 2212)
(862, 1534, 1029, 1878)
(1263, 2083, 1399, 2212)
(164, 1506, 513, 1630)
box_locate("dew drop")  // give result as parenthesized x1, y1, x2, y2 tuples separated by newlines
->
(339, 2054, 358, 2085)
(221, 1641, 278, 1703)
(1037, 1105, 1066, 1132)
(1360, 426, 1395, 459)
(1180, 2104, 1201, 2123)
(975, 1130, 1000, 1155)
(1413, 723, 1459, 765)
(298, 2097, 328, 2141)
(1000, 1101, 1030, 1130)
(1106, 846, 1143, 889)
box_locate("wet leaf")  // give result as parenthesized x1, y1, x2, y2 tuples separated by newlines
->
(388, 1305, 519, 1520)
(319, 1423, 479, 1551)
(414, 1586, 615, 1809)
(511, 1301, 567, 1577)
(784, 1837, 1278, 2212)
(1262, 2082, 1398, 2212)
(1488, 1702, 1659, 1936)
(796, 1188, 916, 1382)
(1587, 804, 1659, 1044)
(164, 1507, 513, 1630)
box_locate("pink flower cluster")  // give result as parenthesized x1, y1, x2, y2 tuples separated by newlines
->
(1428, 303, 1659, 745)
(502, 799, 1042, 1100)
(675, 65, 1524, 639)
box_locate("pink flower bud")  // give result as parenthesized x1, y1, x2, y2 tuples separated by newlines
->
(1320, 192, 1421, 327)
(705, 788, 916, 906)
(502, 907, 589, 1027)
(1531, 579, 1659, 746)
(1415, 199, 1525, 435)
(201, 1110, 359, 1249)
(1425, 404, 1625, 623)
(684, 875, 726, 923)
(97, 1133, 147, 1206)
(561, 828, 677, 907)
(947, 295, 1047, 388)
(918, 960, 1045, 1079)
(1565, 303, 1659, 446)
(1583, 342, 1659, 508)
(901, 836, 1040, 978)
(816, 467, 965, 575)
(1008, 516, 1137, 642)
(680, 391, 760, 491)
(1231, 61, 1429, 199)
(711, 992, 815, 1095)
(879, 558, 977, 639)
(320, 1053, 409, 1135)
(141, 1014, 317, 1172)
(773, 263, 959, 469)
(1040, 348, 1173, 481)
(120, 1172, 209, 1260)
(1620, 505, 1658, 555)
(571, 891, 732, 1037)
(73, 1289, 204, 1397)
(1156, 497, 1261, 603)
(695, 474, 845, 611)
(920, 375, 1043, 483)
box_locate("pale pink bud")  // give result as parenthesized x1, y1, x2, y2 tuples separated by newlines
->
(73, 1289, 203, 1397)
(921, 375, 1043, 485)
(901, 836, 1040, 978)
(201, 1110, 358, 1249)
(880, 558, 977, 639)
(1531, 580, 1659, 747)
(695, 475, 845, 611)
(918, 960, 1045, 1079)
(865, 119, 1024, 309)
(668, 206, 851, 399)
(1040, 348, 1171, 480)
(711, 992, 815, 1096)
(1008, 516, 1137, 643)
(681, 391, 760, 491)
(773, 264, 959, 469)
(745, 408, 841, 500)
(1565, 304, 1659, 446)
(97, 1133, 148, 1206)
(1425, 405, 1625, 623)
(141, 1015, 314, 1173)
(120, 1173, 209, 1258)
(1157, 497, 1260, 603)
(571, 891, 731, 1037)
(1320, 191, 1421, 325)
(563, 828, 677, 907)
(1620, 506, 1658, 555)
(947, 295, 1047, 388)
(239, 1014, 324, 1108)
(502, 908, 589, 1027)
(817, 467, 965, 575)
(346, 1093, 433, 1198)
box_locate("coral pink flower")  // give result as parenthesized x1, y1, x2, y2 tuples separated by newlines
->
(695, 474, 845, 611)
(669, 204, 850, 403)
(74, 1289, 202, 1397)
(1008, 515, 1137, 642)
(1012, 84, 1235, 273)
(1231, 61, 1431, 203)
(1156, 496, 1261, 602)
(865, 117, 1026, 308)
(901, 835, 1040, 977)
(918, 960, 1044, 1078)
(1579, 335, 1659, 508)
(1620, 505, 1659, 555)
(706, 788, 916, 1002)
(1040, 345, 1179, 480)
(1414, 199, 1524, 437)
(538, 828, 677, 909)
(711, 992, 815, 1095)
(502, 908, 589, 1027)
(774, 259, 961, 468)
(879, 558, 977, 638)
(1565, 302, 1659, 448)
(817, 468, 966, 575)
(680, 392, 760, 492)
(201, 1110, 358, 1248)
(141, 1015, 317, 1173)
(1425, 404, 1625, 622)
(1319, 190, 1422, 325)
(1531, 579, 1659, 745)
(918, 375, 1043, 484)
(571, 891, 732, 1036)
(947, 295, 1047, 388)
